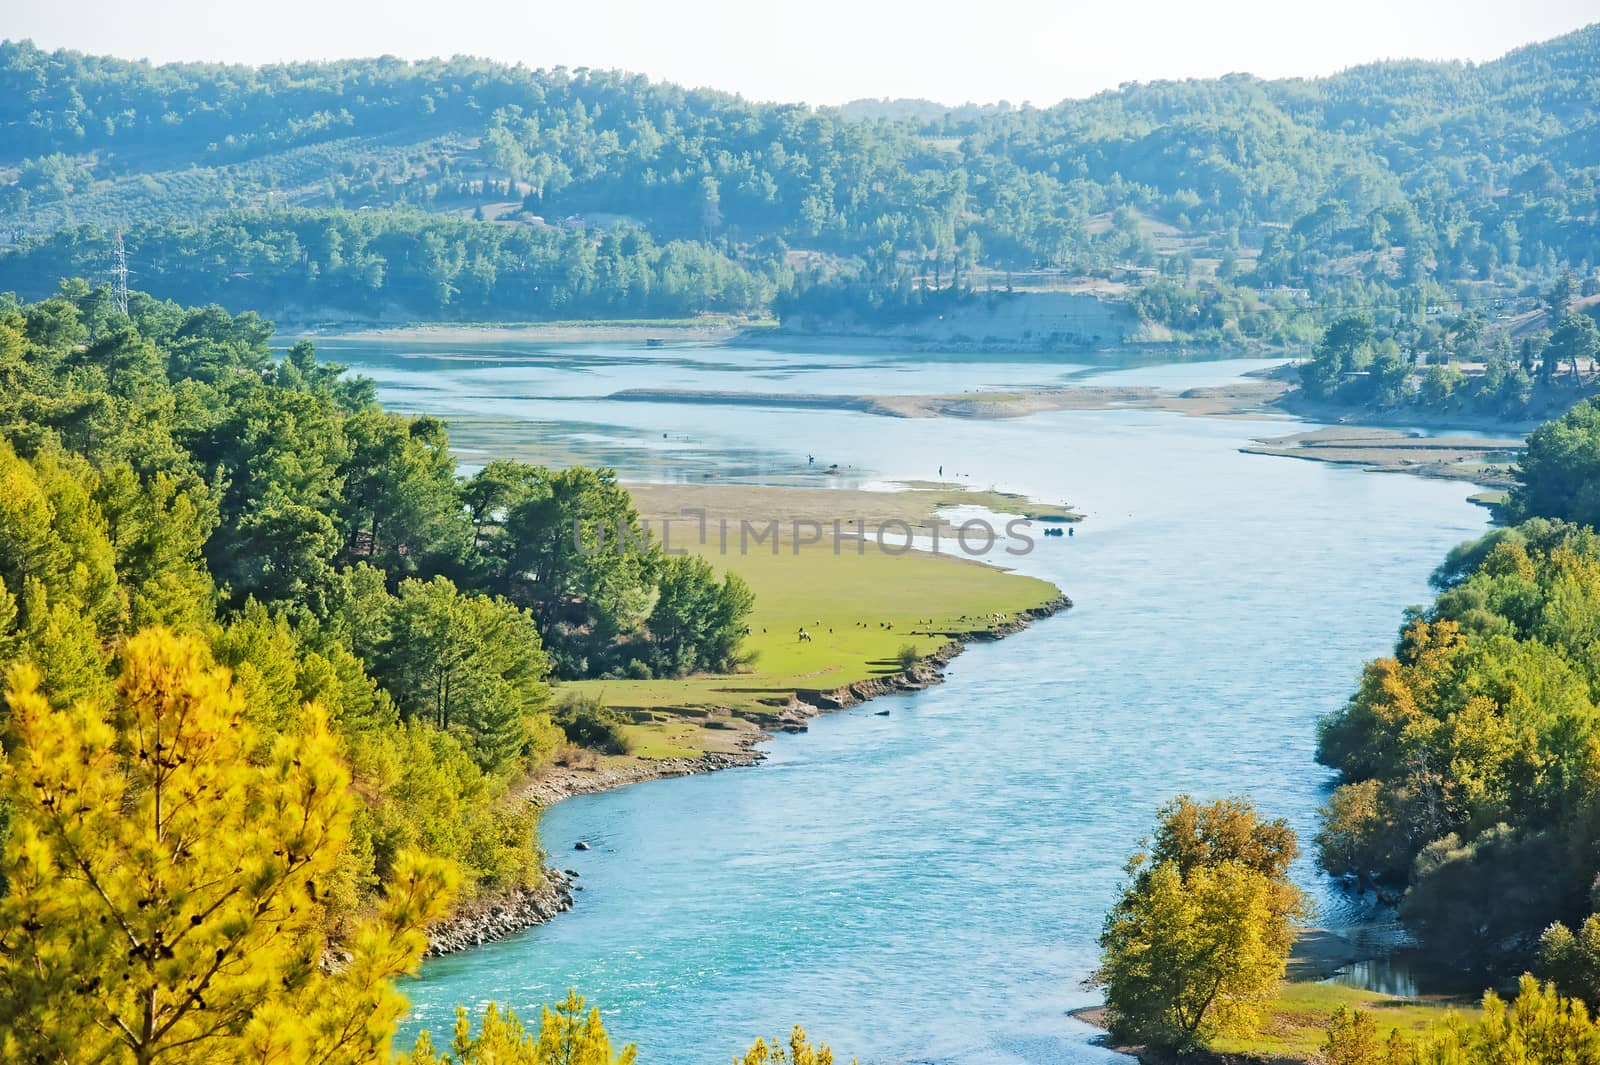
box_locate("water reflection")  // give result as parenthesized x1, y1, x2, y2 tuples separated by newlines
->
(1324, 957, 1421, 999)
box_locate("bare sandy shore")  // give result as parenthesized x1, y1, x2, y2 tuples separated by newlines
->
(307, 319, 761, 345)
(1243, 426, 1525, 486)
(606, 378, 1291, 420)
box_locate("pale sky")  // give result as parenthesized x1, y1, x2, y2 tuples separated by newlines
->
(1, 0, 1597, 106)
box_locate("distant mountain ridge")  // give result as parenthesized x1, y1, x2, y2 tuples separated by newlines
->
(0, 25, 1594, 331)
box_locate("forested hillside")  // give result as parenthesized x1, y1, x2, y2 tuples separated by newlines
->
(1315, 400, 1600, 982)
(0, 27, 1596, 343)
(0, 281, 751, 930)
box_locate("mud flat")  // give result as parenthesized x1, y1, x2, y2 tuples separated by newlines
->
(606, 377, 1289, 420)
(1242, 426, 1524, 486)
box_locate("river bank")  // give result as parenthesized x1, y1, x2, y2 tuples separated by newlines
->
(1242, 426, 1525, 487)
(603, 379, 1289, 420)
(742, 329, 1280, 360)
(1069, 929, 1477, 1065)
(293, 316, 773, 345)
(1071, 986, 1469, 1065)
(421, 594, 1070, 957)
(297, 320, 1549, 444)
(371, 337, 1494, 1060)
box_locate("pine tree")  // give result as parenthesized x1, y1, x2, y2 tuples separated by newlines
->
(737, 1026, 844, 1065)
(405, 991, 638, 1065)
(0, 628, 456, 1065)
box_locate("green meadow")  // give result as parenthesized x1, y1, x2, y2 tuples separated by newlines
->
(1209, 980, 1480, 1060)
(559, 518, 1064, 762)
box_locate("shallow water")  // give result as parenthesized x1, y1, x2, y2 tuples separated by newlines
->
(320, 340, 1489, 1064)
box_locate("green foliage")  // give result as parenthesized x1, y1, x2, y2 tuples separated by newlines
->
(1539, 915, 1600, 1005)
(1549, 315, 1600, 382)
(1317, 1007, 1408, 1065)
(407, 993, 637, 1065)
(1409, 976, 1600, 1063)
(406, 992, 653, 1065)
(0, 286, 753, 929)
(339, 410, 468, 575)
(1094, 796, 1307, 1051)
(0, 283, 787, 1059)
(378, 575, 556, 775)
(347, 722, 543, 895)
(0, 628, 458, 1065)
(3, 29, 1599, 338)
(1317, 513, 1600, 972)
(0, 213, 776, 322)
(1507, 399, 1600, 528)
(1400, 827, 1573, 975)
(552, 692, 633, 756)
(1319, 977, 1600, 1065)
(1301, 314, 1379, 401)
(482, 465, 657, 651)
(0, 440, 127, 704)
(646, 555, 755, 676)
(468, 463, 752, 679)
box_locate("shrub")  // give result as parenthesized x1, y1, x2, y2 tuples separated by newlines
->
(553, 693, 633, 755)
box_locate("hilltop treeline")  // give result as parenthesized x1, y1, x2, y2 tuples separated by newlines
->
(0, 282, 752, 922)
(0, 211, 780, 320)
(1, 28, 1598, 332)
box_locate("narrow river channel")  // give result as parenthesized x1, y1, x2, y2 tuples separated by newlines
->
(318, 339, 1491, 1064)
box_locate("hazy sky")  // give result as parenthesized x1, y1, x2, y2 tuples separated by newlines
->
(2, 0, 1597, 106)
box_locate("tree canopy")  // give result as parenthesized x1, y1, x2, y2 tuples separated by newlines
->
(0, 628, 457, 1064)
(0, 283, 753, 942)
(1094, 796, 1306, 1050)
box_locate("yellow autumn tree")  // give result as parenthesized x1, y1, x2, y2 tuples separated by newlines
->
(0, 627, 457, 1065)
(404, 991, 637, 1065)
(1408, 976, 1600, 1064)
(1324, 976, 1600, 1064)
(737, 1026, 845, 1065)
(1315, 1006, 1409, 1065)
(1094, 796, 1308, 1051)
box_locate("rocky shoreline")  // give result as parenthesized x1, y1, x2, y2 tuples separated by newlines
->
(424, 870, 578, 958)
(422, 594, 1071, 957)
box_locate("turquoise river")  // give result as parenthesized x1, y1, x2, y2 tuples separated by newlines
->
(313, 337, 1493, 1065)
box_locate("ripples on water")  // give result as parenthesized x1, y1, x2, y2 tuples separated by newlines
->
(316, 340, 1490, 1064)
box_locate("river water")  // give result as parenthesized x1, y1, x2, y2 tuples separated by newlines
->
(316, 338, 1490, 1065)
